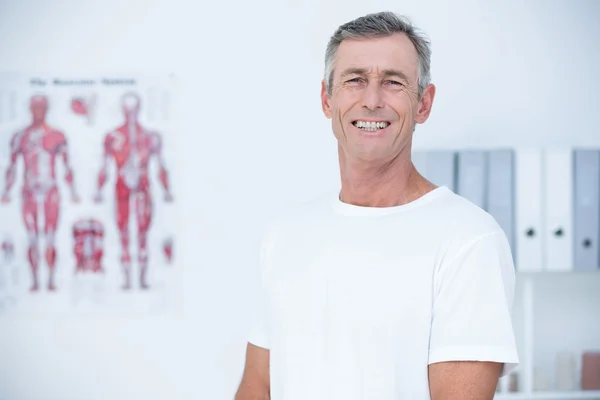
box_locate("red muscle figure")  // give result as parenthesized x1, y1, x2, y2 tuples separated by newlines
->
(94, 91, 173, 290)
(1, 95, 80, 291)
(73, 219, 104, 274)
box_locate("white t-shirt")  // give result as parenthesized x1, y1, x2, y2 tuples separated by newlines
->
(248, 185, 519, 400)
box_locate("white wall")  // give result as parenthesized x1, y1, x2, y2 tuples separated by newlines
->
(0, 0, 598, 399)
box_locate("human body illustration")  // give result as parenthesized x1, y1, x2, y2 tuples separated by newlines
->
(94, 92, 173, 290)
(73, 218, 104, 274)
(1, 95, 80, 291)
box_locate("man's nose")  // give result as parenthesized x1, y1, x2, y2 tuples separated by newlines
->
(361, 83, 385, 110)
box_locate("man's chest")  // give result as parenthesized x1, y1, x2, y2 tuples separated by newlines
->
(266, 236, 436, 335)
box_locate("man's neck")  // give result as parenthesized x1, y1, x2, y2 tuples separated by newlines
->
(338, 149, 436, 208)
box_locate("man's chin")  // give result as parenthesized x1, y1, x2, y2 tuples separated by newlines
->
(341, 145, 395, 164)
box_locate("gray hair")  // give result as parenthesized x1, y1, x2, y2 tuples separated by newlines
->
(324, 12, 432, 98)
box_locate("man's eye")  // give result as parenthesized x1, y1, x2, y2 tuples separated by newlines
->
(346, 78, 362, 83)
(386, 80, 402, 85)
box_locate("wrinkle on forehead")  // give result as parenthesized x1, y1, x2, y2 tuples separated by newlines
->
(341, 66, 409, 80)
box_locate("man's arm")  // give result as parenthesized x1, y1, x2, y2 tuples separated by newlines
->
(1, 131, 22, 202)
(234, 343, 270, 400)
(427, 229, 519, 399)
(428, 361, 502, 400)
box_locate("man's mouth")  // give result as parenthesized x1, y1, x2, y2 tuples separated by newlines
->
(352, 120, 390, 131)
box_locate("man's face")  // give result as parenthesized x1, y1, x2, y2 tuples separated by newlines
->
(321, 33, 435, 163)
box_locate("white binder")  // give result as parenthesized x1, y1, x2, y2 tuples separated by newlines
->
(456, 150, 487, 209)
(515, 148, 544, 271)
(543, 148, 574, 271)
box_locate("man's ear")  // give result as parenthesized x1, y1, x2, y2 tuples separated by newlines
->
(321, 80, 332, 119)
(414, 83, 436, 124)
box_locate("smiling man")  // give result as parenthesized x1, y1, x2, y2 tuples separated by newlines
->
(235, 11, 519, 400)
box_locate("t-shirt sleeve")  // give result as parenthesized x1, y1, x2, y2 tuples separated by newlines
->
(428, 229, 519, 376)
(246, 222, 277, 350)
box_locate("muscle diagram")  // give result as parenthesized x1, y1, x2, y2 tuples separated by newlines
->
(1, 95, 80, 292)
(94, 91, 173, 290)
(73, 219, 104, 274)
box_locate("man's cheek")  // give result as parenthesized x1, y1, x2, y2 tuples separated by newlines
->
(331, 108, 346, 139)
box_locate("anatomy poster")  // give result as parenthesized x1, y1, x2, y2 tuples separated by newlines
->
(0, 72, 180, 317)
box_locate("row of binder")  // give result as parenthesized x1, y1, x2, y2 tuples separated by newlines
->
(412, 148, 600, 272)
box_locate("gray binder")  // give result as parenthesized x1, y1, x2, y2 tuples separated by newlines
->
(573, 149, 600, 271)
(487, 149, 515, 254)
(457, 150, 487, 209)
(412, 150, 456, 192)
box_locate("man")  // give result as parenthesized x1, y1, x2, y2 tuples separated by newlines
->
(235, 12, 519, 400)
(94, 91, 173, 290)
(1, 94, 80, 292)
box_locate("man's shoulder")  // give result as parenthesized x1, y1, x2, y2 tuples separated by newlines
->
(423, 188, 498, 233)
(432, 190, 512, 262)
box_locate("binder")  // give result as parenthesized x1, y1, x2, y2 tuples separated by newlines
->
(456, 150, 487, 209)
(573, 149, 600, 271)
(412, 150, 456, 191)
(543, 148, 574, 271)
(515, 148, 543, 271)
(487, 149, 515, 255)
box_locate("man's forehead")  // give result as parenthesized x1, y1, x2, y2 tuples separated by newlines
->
(341, 66, 408, 76)
(334, 35, 419, 77)
(339, 34, 417, 55)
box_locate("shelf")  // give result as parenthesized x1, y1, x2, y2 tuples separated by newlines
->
(495, 391, 600, 399)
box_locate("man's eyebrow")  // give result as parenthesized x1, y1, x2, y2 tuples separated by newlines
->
(340, 67, 368, 78)
(381, 69, 409, 81)
(339, 67, 409, 81)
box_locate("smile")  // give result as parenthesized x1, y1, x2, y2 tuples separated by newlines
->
(352, 120, 390, 131)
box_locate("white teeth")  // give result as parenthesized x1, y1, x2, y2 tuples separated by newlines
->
(354, 120, 389, 131)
